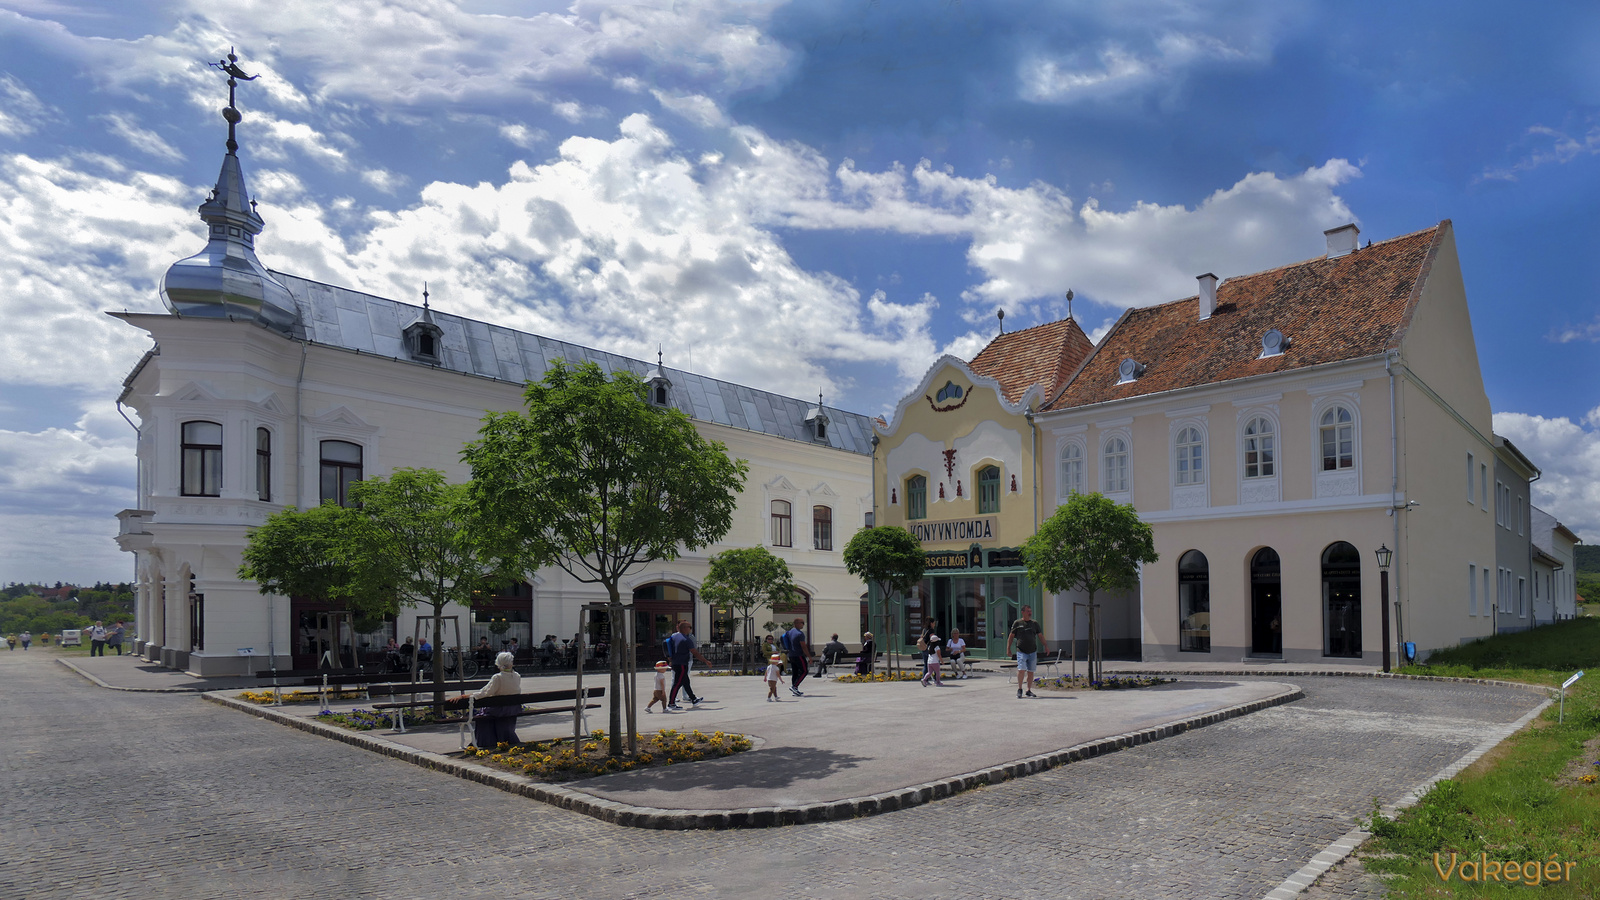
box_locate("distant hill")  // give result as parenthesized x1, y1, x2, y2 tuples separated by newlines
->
(1577, 545, 1599, 606)
(1576, 544, 1599, 576)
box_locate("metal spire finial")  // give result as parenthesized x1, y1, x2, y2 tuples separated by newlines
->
(1065, 289, 1074, 319)
(209, 47, 258, 154)
(423, 282, 430, 309)
(997, 308, 1005, 334)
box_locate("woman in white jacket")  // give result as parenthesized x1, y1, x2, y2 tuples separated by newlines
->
(463, 651, 522, 748)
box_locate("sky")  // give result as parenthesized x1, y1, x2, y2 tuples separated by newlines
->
(0, 0, 1596, 585)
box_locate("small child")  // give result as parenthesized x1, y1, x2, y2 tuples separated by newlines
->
(646, 660, 670, 713)
(764, 653, 784, 701)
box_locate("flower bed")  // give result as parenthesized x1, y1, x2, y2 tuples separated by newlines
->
(465, 728, 752, 782)
(1032, 674, 1173, 691)
(833, 671, 923, 683)
(237, 689, 367, 704)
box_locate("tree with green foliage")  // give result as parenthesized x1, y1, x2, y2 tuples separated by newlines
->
(463, 360, 748, 756)
(843, 526, 926, 676)
(1021, 492, 1157, 682)
(700, 547, 798, 674)
(240, 468, 503, 705)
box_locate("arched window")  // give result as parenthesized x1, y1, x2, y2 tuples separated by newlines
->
(1178, 550, 1210, 652)
(1319, 406, 1354, 471)
(319, 440, 363, 507)
(771, 499, 792, 547)
(255, 427, 272, 502)
(1059, 443, 1083, 497)
(906, 475, 927, 520)
(812, 505, 832, 551)
(977, 465, 1001, 514)
(1103, 437, 1129, 493)
(1321, 541, 1361, 658)
(1243, 417, 1274, 478)
(1175, 427, 1204, 485)
(181, 421, 223, 497)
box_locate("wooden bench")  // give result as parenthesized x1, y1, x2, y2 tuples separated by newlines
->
(369, 687, 605, 746)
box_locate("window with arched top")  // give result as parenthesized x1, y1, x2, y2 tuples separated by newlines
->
(181, 421, 223, 497)
(256, 427, 272, 502)
(1319, 406, 1355, 471)
(1103, 437, 1129, 493)
(812, 505, 832, 551)
(906, 475, 927, 520)
(1243, 417, 1275, 478)
(977, 465, 1001, 514)
(1178, 550, 1210, 652)
(1175, 427, 1204, 485)
(1321, 541, 1361, 658)
(771, 499, 792, 547)
(1059, 442, 1083, 498)
(319, 440, 363, 507)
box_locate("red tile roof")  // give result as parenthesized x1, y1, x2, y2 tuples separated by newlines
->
(969, 317, 1095, 404)
(1047, 222, 1447, 410)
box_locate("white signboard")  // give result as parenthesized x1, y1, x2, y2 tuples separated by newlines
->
(1562, 671, 1584, 689)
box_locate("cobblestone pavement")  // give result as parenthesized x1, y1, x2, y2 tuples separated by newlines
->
(1, 650, 1540, 900)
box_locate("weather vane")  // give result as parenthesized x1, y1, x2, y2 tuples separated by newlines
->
(208, 48, 258, 154)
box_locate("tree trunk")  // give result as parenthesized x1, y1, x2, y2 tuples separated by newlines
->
(606, 586, 623, 757)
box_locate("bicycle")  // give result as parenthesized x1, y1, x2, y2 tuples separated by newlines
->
(441, 647, 480, 680)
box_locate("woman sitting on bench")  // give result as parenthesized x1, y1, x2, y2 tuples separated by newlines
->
(460, 651, 522, 748)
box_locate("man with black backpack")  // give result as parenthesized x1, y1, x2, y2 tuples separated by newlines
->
(781, 618, 811, 697)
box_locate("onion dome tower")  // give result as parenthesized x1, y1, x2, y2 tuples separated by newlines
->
(159, 50, 299, 334)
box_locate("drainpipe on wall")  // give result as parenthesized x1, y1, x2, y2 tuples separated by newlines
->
(1385, 351, 1403, 662)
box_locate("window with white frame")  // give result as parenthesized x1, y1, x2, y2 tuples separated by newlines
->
(771, 499, 793, 547)
(1469, 563, 1477, 615)
(1318, 405, 1355, 471)
(1517, 496, 1523, 535)
(1466, 453, 1474, 503)
(1059, 442, 1084, 498)
(906, 475, 927, 520)
(319, 440, 363, 507)
(1484, 569, 1492, 615)
(256, 427, 272, 502)
(1479, 464, 1487, 510)
(181, 421, 223, 497)
(1103, 436, 1129, 493)
(1518, 576, 1526, 617)
(812, 505, 832, 551)
(977, 465, 1001, 514)
(1175, 427, 1204, 485)
(1243, 417, 1275, 478)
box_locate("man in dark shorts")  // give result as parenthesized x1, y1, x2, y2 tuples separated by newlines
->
(782, 618, 811, 697)
(1005, 605, 1047, 698)
(666, 621, 712, 710)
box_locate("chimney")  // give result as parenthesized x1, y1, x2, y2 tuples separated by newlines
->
(1197, 273, 1217, 320)
(1324, 223, 1360, 258)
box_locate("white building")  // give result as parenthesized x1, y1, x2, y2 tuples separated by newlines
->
(114, 122, 874, 676)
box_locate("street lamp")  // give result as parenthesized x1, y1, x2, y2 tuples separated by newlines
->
(1375, 544, 1392, 672)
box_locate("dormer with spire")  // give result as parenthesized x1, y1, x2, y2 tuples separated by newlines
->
(159, 50, 299, 335)
(805, 392, 831, 442)
(645, 349, 673, 407)
(403, 284, 445, 363)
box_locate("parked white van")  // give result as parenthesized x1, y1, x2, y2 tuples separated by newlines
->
(59, 629, 82, 647)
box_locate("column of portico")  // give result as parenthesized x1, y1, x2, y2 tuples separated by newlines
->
(161, 573, 190, 669)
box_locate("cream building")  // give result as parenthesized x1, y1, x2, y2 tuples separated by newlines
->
(1038, 221, 1517, 665)
(871, 318, 1098, 658)
(114, 128, 874, 676)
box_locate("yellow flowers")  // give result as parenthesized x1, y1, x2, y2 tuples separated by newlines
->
(461, 728, 752, 783)
(835, 671, 922, 683)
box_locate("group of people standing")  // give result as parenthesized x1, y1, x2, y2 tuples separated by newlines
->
(917, 606, 1047, 698)
(85, 621, 125, 657)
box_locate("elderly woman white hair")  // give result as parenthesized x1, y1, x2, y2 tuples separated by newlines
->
(461, 650, 522, 747)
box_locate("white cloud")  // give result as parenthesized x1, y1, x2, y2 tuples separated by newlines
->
(652, 90, 728, 128)
(0, 73, 55, 137)
(500, 123, 547, 149)
(98, 112, 185, 163)
(1549, 312, 1600, 344)
(360, 168, 405, 193)
(1493, 408, 1600, 544)
(1478, 123, 1600, 182)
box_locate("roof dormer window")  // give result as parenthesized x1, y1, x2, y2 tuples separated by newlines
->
(1259, 329, 1290, 359)
(403, 285, 444, 364)
(645, 349, 672, 407)
(1115, 358, 1145, 385)
(805, 393, 830, 442)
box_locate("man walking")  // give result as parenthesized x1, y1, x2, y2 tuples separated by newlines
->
(87, 621, 108, 657)
(665, 621, 711, 710)
(1005, 606, 1047, 698)
(782, 618, 810, 697)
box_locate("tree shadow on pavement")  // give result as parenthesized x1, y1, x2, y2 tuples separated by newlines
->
(577, 746, 867, 793)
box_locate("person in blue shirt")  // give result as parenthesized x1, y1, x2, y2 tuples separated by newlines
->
(781, 619, 811, 697)
(665, 621, 712, 710)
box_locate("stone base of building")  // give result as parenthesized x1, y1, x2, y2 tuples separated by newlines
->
(1142, 643, 1384, 666)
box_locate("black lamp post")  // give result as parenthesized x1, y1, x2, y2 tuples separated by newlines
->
(1375, 544, 1393, 672)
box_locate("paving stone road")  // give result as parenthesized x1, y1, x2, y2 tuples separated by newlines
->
(0, 649, 1542, 900)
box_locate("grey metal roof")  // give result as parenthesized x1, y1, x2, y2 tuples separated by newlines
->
(271, 271, 875, 455)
